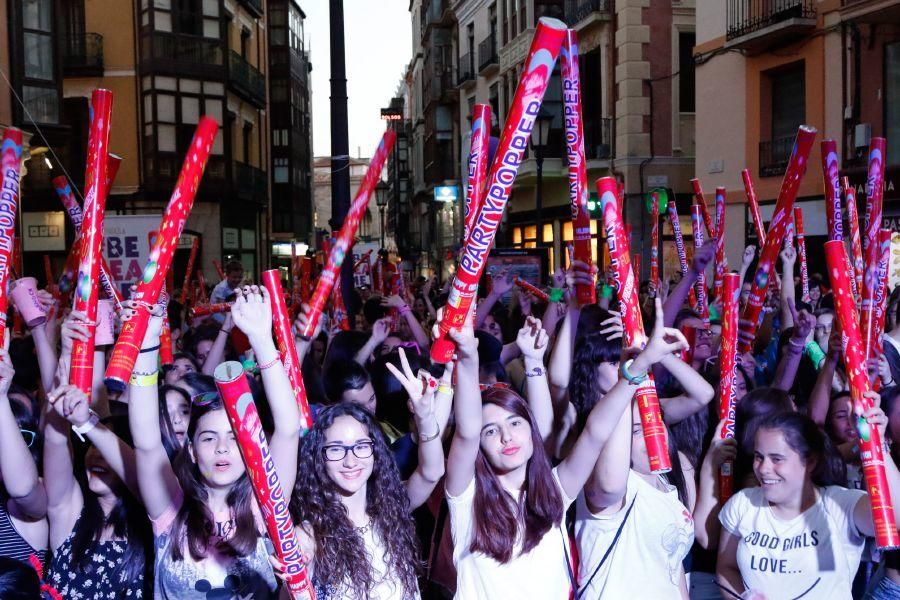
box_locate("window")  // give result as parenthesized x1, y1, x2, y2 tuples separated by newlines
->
(886, 42, 900, 165)
(770, 63, 805, 141)
(274, 157, 288, 183)
(678, 32, 696, 113)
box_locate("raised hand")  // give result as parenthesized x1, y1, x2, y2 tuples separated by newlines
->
(780, 244, 797, 267)
(385, 347, 438, 423)
(490, 269, 514, 297)
(516, 316, 549, 360)
(599, 311, 623, 341)
(709, 419, 738, 469)
(787, 300, 814, 343)
(691, 240, 717, 275)
(48, 384, 92, 427)
(0, 350, 14, 397)
(381, 294, 407, 309)
(60, 309, 92, 356)
(370, 317, 392, 345)
(293, 302, 322, 341)
(742, 245, 757, 268)
(231, 285, 273, 343)
(632, 298, 690, 371)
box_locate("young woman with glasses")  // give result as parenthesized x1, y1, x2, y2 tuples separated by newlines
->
(0, 348, 48, 569)
(288, 347, 445, 599)
(128, 286, 303, 599)
(445, 298, 689, 599)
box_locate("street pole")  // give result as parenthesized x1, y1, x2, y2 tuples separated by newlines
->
(329, 0, 354, 316)
(380, 206, 386, 248)
(536, 147, 544, 246)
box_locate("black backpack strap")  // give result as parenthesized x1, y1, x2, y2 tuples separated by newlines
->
(575, 493, 637, 600)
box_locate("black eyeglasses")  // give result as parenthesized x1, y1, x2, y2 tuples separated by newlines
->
(20, 429, 35, 448)
(322, 441, 375, 462)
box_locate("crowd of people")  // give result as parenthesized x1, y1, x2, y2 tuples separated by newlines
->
(1, 243, 900, 600)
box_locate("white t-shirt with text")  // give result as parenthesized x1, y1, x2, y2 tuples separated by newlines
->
(719, 485, 867, 599)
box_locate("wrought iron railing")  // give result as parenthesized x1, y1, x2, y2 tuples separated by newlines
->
(726, 0, 816, 40)
(478, 35, 498, 71)
(458, 52, 475, 85)
(563, 0, 609, 26)
(759, 135, 796, 177)
(63, 32, 104, 74)
(228, 50, 266, 108)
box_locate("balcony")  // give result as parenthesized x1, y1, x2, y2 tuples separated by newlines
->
(228, 51, 266, 108)
(424, 70, 456, 107)
(421, 0, 451, 38)
(237, 0, 263, 18)
(141, 32, 224, 78)
(234, 161, 268, 205)
(478, 35, 498, 72)
(458, 52, 475, 86)
(144, 153, 227, 197)
(563, 0, 610, 27)
(726, 0, 817, 53)
(585, 117, 613, 160)
(759, 135, 795, 177)
(63, 32, 104, 77)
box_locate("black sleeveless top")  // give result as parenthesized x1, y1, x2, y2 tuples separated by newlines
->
(0, 491, 46, 567)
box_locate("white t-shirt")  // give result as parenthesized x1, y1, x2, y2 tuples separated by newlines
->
(574, 469, 693, 599)
(446, 467, 574, 600)
(719, 485, 867, 599)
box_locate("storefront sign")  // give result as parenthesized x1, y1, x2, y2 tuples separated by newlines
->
(223, 227, 239, 249)
(434, 186, 459, 203)
(103, 215, 161, 297)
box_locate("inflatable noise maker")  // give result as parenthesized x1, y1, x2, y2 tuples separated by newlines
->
(104, 116, 219, 391)
(431, 17, 568, 363)
(0, 127, 23, 344)
(214, 361, 315, 598)
(297, 129, 396, 340)
(464, 103, 491, 246)
(597, 176, 671, 474)
(717, 273, 740, 502)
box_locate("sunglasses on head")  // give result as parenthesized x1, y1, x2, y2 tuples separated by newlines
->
(20, 429, 36, 448)
(191, 391, 219, 406)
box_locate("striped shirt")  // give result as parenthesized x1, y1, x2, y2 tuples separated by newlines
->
(0, 493, 46, 566)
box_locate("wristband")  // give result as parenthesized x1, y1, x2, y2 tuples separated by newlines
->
(130, 371, 159, 387)
(140, 345, 160, 353)
(399, 304, 411, 316)
(601, 285, 614, 300)
(72, 410, 100, 442)
(804, 341, 826, 367)
(549, 288, 565, 303)
(525, 366, 546, 378)
(220, 328, 233, 335)
(419, 421, 441, 443)
(437, 384, 452, 395)
(620, 359, 648, 385)
(258, 356, 280, 370)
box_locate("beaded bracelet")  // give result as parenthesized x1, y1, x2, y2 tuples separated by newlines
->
(258, 356, 280, 370)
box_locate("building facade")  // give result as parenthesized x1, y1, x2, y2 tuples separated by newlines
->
(2, 0, 303, 289)
(695, 0, 900, 279)
(313, 155, 383, 247)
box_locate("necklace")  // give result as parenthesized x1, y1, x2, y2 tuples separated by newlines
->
(354, 519, 372, 536)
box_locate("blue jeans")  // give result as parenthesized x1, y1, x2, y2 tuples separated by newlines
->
(866, 575, 900, 600)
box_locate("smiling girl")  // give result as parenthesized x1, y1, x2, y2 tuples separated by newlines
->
(716, 405, 900, 600)
(128, 286, 302, 599)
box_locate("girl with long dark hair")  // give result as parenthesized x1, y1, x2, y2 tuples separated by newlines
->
(717, 408, 900, 599)
(128, 286, 302, 599)
(445, 298, 689, 598)
(288, 347, 444, 599)
(43, 312, 153, 597)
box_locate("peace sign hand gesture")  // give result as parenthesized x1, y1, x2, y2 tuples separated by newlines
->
(385, 347, 438, 424)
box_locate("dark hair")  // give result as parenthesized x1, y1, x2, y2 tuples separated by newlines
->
(570, 306, 622, 420)
(471, 388, 563, 563)
(735, 387, 794, 482)
(323, 331, 369, 370)
(8, 387, 41, 467)
(371, 350, 418, 434)
(8, 337, 39, 394)
(363, 297, 387, 325)
(169, 396, 257, 561)
(71, 416, 153, 587)
(179, 372, 217, 395)
(162, 352, 199, 377)
(158, 384, 191, 459)
(0, 556, 41, 599)
(754, 412, 845, 487)
(324, 360, 371, 404)
(478, 361, 509, 385)
(290, 403, 420, 599)
(224, 260, 243, 275)
(182, 324, 219, 358)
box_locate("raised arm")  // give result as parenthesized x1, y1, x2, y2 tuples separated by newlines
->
(354, 317, 390, 366)
(0, 351, 46, 520)
(738, 245, 756, 288)
(386, 348, 445, 509)
(693, 419, 737, 550)
(31, 301, 59, 394)
(809, 328, 842, 426)
(445, 320, 482, 497)
(515, 316, 552, 442)
(779, 244, 797, 329)
(658, 352, 716, 425)
(663, 240, 715, 327)
(474, 270, 512, 330)
(127, 303, 181, 520)
(557, 298, 690, 500)
(391, 295, 432, 353)
(772, 302, 814, 392)
(201, 312, 234, 375)
(854, 394, 900, 537)
(230, 285, 301, 493)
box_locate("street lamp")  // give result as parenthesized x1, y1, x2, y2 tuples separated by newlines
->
(375, 179, 389, 249)
(530, 107, 553, 245)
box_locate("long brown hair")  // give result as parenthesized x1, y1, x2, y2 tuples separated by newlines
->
(471, 387, 563, 563)
(169, 396, 257, 561)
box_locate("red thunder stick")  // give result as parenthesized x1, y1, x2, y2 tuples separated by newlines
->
(105, 117, 218, 392)
(690, 178, 716, 239)
(262, 270, 313, 431)
(514, 276, 550, 303)
(794, 207, 811, 303)
(598, 176, 671, 473)
(43, 255, 58, 305)
(0, 128, 23, 343)
(824, 240, 900, 549)
(668, 200, 699, 311)
(718, 272, 740, 502)
(160, 315, 174, 366)
(871, 229, 892, 361)
(464, 104, 491, 245)
(649, 191, 660, 296)
(180, 237, 199, 307)
(104, 153, 121, 200)
(633, 254, 641, 283)
(741, 169, 766, 246)
(713, 188, 728, 301)
(738, 126, 817, 353)
(213, 362, 316, 598)
(690, 205, 710, 327)
(431, 19, 567, 363)
(196, 270, 209, 303)
(561, 30, 595, 306)
(822, 140, 844, 242)
(189, 302, 233, 318)
(844, 176, 865, 293)
(212, 259, 225, 280)
(70, 90, 113, 395)
(300, 130, 396, 339)
(299, 256, 313, 302)
(52, 177, 122, 305)
(862, 138, 887, 359)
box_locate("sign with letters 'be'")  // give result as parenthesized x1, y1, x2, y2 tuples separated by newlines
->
(103, 215, 161, 298)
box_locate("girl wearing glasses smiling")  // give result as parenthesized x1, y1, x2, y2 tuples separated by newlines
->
(287, 347, 445, 600)
(127, 286, 303, 599)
